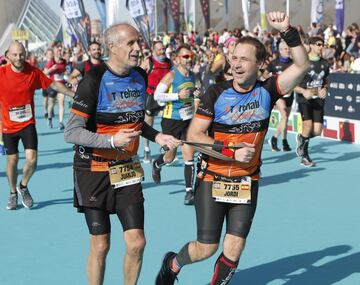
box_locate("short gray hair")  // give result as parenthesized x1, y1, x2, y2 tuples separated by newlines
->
(105, 22, 135, 46)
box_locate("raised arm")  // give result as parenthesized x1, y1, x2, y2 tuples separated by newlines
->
(267, 12, 309, 95)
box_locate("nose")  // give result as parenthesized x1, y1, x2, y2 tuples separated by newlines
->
(133, 41, 141, 51)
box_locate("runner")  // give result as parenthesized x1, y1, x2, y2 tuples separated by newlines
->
(140, 41, 172, 163)
(64, 23, 179, 285)
(155, 11, 309, 285)
(267, 40, 294, 152)
(151, 45, 199, 205)
(294, 36, 330, 167)
(0, 41, 74, 210)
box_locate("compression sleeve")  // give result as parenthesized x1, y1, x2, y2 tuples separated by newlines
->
(141, 121, 160, 142)
(64, 112, 113, 148)
(154, 82, 179, 102)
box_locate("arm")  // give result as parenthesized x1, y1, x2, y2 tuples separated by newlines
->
(50, 81, 75, 98)
(154, 71, 190, 102)
(69, 68, 82, 85)
(267, 12, 310, 95)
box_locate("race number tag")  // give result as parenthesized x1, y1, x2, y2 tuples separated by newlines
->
(108, 160, 144, 189)
(212, 176, 252, 204)
(179, 105, 194, 120)
(9, 104, 33, 122)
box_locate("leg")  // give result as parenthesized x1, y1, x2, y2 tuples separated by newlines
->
(274, 99, 287, 139)
(6, 154, 19, 194)
(313, 122, 323, 137)
(57, 93, 65, 129)
(143, 114, 154, 154)
(182, 143, 195, 205)
(84, 208, 111, 285)
(123, 229, 146, 285)
(21, 149, 37, 186)
(47, 96, 56, 128)
(42, 93, 48, 118)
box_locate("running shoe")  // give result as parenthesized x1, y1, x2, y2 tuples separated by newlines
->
(0, 143, 6, 155)
(44, 112, 48, 119)
(143, 150, 151, 164)
(58, 122, 65, 130)
(295, 133, 304, 156)
(152, 159, 162, 184)
(16, 185, 34, 208)
(155, 252, 178, 285)
(268, 136, 280, 152)
(184, 190, 195, 205)
(47, 118, 53, 129)
(300, 155, 316, 167)
(6, 193, 18, 210)
(282, 139, 291, 151)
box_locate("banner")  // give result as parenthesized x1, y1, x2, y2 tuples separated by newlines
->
(311, 0, 324, 24)
(60, 0, 90, 51)
(126, 0, 151, 47)
(184, 0, 195, 32)
(326, 73, 360, 121)
(260, 0, 267, 31)
(335, 0, 344, 34)
(168, 0, 180, 32)
(241, 0, 249, 30)
(94, 0, 106, 31)
(145, 0, 155, 33)
(61, 12, 75, 47)
(200, 0, 210, 30)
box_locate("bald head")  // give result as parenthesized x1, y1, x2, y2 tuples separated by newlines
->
(8, 41, 26, 72)
(105, 23, 139, 47)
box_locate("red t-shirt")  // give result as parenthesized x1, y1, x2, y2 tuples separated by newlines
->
(0, 63, 53, 133)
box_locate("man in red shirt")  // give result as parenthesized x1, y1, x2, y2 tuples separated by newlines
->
(0, 41, 74, 210)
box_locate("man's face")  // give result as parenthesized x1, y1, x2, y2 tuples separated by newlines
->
(279, 42, 290, 58)
(8, 44, 26, 71)
(310, 41, 324, 56)
(177, 48, 194, 70)
(153, 42, 165, 59)
(89, 44, 101, 60)
(231, 43, 260, 86)
(111, 27, 141, 69)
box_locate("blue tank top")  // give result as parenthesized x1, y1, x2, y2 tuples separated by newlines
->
(163, 67, 195, 121)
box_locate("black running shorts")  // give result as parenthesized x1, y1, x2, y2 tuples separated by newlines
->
(195, 180, 259, 244)
(298, 98, 324, 123)
(161, 118, 190, 140)
(145, 93, 164, 116)
(42, 87, 58, 98)
(3, 124, 38, 155)
(73, 169, 144, 214)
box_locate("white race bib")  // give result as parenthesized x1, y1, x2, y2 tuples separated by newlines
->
(9, 104, 33, 122)
(212, 176, 252, 204)
(179, 105, 194, 120)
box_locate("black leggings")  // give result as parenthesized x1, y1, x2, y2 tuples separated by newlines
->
(195, 180, 259, 244)
(83, 202, 144, 235)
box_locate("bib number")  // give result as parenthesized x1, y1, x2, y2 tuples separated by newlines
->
(108, 160, 144, 189)
(212, 176, 251, 204)
(179, 105, 194, 120)
(9, 104, 33, 122)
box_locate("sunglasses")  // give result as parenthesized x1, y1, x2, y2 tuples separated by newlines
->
(180, 54, 194, 59)
(315, 43, 324, 47)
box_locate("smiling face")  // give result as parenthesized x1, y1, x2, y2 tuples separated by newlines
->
(177, 47, 194, 71)
(231, 43, 263, 89)
(8, 42, 26, 71)
(108, 25, 141, 70)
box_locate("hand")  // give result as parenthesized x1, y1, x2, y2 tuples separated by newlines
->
(267, 11, 290, 32)
(113, 129, 142, 147)
(318, 87, 327, 99)
(155, 133, 181, 150)
(193, 88, 201, 98)
(234, 143, 256, 163)
(178, 88, 190, 99)
(302, 89, 315, 100)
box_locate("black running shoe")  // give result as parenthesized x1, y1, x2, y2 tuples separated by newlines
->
(295, 134, 304, 156)
(155, 252, 178, 285)
(152, 159, 162, 184)
(268, 136, 280, 152)
(282, 139, 291, 151)
(184, 190, 194, 205)
(300, 155, 316, 167)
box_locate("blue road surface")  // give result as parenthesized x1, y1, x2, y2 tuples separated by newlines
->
(1, 93, 360, 284)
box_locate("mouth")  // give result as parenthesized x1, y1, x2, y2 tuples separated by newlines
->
(130, 54, 139, 61)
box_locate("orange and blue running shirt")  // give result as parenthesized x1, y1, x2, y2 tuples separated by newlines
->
(71, 63, 147, 171)
(0, 62, 53, 133)
(195, 77, 282, 181)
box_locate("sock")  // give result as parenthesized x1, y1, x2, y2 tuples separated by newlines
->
(155, 154, 165, 168)
(144, 146, 150, 152)
(184, 161, 194, 191)
(19, 182, 27, 189)
(210, 253, 239, 285)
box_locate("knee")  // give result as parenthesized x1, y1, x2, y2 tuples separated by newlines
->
(26, 156, 37, 167)
(126, 234, 146, 257)
(91, 238, 110, 258)
(196, 242, 219, 260)
(7, 156, 19, 166)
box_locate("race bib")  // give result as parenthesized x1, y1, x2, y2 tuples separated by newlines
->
(179, 105, 194, 120)
(54, 73, 64, 81)
(9, 104, 33, 122)
(108, 160, 144, 189)
(212, 176, 252, 204)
